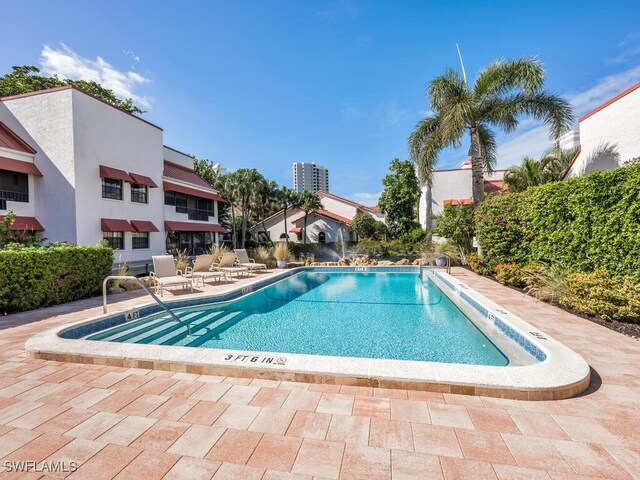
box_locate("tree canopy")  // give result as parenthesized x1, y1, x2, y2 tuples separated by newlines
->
(409, 57, 573, 206)
(504, 146, 578, 192)
(378, 159, 421, 238)
(0, 66, 144, 115)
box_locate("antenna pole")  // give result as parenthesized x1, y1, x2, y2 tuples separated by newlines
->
(456, 43, 467, 85)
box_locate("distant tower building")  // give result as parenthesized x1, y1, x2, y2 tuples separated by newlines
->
(292, 162, 329, 192)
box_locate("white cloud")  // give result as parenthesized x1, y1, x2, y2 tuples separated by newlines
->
(495, 64, 640, 168)
(40, 44, 151, 108)
(350, 191, 381, 204)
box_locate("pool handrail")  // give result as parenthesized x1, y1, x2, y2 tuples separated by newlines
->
(419, 255, 451, 277)
(102, 275, 192, 335)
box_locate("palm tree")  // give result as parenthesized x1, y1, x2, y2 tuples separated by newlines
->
(217, 174, 239, 248)
(252, 178, 279, 244)
(504, 146, 578, 192)
(409, 57, 573, 206)
(277, 187, 299, 243)
(298, 191, 323, 244)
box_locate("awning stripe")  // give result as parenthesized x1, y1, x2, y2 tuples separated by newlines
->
(0, 216, 44, 231)
(130, 220, 159, 232)
(101, 218, 135, 232)
(129, 172, 158, 188)
(99, 165, 134, 183)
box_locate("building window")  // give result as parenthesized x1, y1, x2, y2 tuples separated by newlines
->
(130, 184, 148, 203)
(102, 178, 123, 200)
(0, 169, 29, 203)
(103, 231, 124, 249)
(318, 232, 326, 243)
(279, 233, 290, 240)
(132, 231, 149, 249)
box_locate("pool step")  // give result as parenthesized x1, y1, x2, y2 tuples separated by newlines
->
(147, 310, 233, 345)
(184, 311, 247, 347)
(96, 311, 205, 343)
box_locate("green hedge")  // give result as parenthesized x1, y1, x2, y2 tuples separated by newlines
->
(0, 245, 114, 314)
(476, 164, 640, 276)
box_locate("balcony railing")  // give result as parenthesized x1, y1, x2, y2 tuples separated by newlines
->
(0, 190, 29, 204)
(175, 206, 213, 221)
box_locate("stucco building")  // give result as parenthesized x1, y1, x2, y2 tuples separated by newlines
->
(0, 86, 225, 270)
(254, 190, 384, 243)
(564, 81, 640, 178)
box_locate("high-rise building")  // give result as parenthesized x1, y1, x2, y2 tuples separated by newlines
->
(292, 162, 329, 192)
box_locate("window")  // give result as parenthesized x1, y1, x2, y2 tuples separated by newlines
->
(131, 184, 148, 203)
(103, 231, 124, 249)
(132, 231, 149, 249)
(279, 233, 290, 240)
(318, 232, 326, 243)
(102, 178, 122, 200)
(164, 191, 175, 205)
(0, 169, 29, 203)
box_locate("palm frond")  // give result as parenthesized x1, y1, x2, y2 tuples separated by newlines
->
(474, 57, 545, 100)
(408, 116, 442, 186)
(476, 124, 497, 172)
(500, 92, 574, 139)
(428, 68, 468, 112)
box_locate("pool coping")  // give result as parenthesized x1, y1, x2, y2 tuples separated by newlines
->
(25, 267, 591, 400)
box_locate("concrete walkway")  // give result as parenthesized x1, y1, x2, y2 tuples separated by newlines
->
(0, 268, 638, 479)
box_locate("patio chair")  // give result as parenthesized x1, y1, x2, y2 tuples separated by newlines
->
(150, 255, 193, 297)
(234, 249, 268, 272)
(216, 252, 250, 278)
(185, 254, 227, 286)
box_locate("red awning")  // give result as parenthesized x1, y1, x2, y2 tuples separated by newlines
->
(0, 216, 44, 231)
(164, 221, 226, 233)
(289, 227, 302, 233)
(130, 220, 159, 232)
(163, 181, 225, 202)
(101, 218, 135, 232)
(99, 165, 134, 183)
(0, 156, 42, 176)
(129, 172, 158, 188)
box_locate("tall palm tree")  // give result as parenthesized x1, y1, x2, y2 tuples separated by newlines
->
(277, 187, 299, 243)
(298, 191, 323, 244)
(409, 57, 573, 206)
(217, 174, 239, 248)
(252, 178, 279, 244)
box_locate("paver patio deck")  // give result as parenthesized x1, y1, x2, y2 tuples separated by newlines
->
(0, 268, 638, 479)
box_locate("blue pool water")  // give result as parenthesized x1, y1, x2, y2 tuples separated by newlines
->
(87, 272, 508, 366)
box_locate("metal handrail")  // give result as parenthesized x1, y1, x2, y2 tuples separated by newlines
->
(102, 275, 192, 335)
(419, 254, 451, 277)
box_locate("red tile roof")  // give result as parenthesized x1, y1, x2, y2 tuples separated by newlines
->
(316, 191, 379, 214)
(483, 180, 506, 194)
(163, 181, 225, 202)
(163, 160, 212, 189)
(291, 209, 352, 225)
(101, 218, 135, 232)
(0, 122, 36, 154)
(443, 198, 473, 207)
(289, 227, 302, 234)
(0, 156, 42, 176)
(0, 216, 44, 231)
(164, 221, 226, 233)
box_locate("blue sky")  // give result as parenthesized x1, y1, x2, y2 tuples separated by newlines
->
(2, 1, 640, 203)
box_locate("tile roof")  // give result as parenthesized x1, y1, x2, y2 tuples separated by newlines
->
(163, 161, 213, 189)
(291, 209, 352, 225)
(317, 190, 379, 213)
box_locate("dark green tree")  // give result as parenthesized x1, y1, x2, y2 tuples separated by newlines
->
(0, 66, 144, 114)
(350, 212, 377, 239)
(409, 58, 573, 206)
(378, 159, 421, 238)
(298, 191, 323, 244)
(432, 205, 475, 255)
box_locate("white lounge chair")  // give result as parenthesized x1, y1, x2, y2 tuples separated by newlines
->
(234, 249, 268, 272)
(185, 254, 227, 286)
(150, 255, 193, 297)
(216, 252, 250, 278)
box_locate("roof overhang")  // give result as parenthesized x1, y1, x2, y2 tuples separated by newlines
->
(0, 156, 42, 176)
(164, 221, 226, 233)
(163, 181, 225, 202)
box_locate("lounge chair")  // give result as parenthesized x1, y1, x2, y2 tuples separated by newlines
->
(185, 254, 227, 286)
(150, 255, 193, 297)
(216, 252, 250, 278)
(234, 249, 268, 272)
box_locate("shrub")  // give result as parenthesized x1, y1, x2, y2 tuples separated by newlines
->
(466, 253, 493, 276)
(476, 164, 640, 275)
(495, 263, 528, 288)
(273, 242, 293, 262)
(432, 205, 475, 254)
(0, 245, 114, 314)
(563, 270, 640, 322)
(357, 239, 389, 256)
(351, 212, 378, 239)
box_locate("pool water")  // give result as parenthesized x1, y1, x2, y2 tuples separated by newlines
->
(87, 272, 509, 366)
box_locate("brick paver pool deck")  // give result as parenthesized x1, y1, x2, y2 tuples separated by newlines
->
(0, 268, 638, 479)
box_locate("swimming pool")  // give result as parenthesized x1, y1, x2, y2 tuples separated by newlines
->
(26, 267, 591, 399)
(84, 271, 509, 366)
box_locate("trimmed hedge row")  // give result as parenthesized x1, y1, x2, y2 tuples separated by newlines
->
(476, 164, 640, 276)
(0, 245, 114, 314)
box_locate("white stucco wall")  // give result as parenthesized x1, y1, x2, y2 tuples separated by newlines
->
(566, 85, 640, 178)
(319, 195, 359, 220)
(1, 90, 77, 242)
(419, 169, 505, 230)
(301, 214, 349, 243)
(163, 145, 194, 169)
(71, 90, 166, 263)
(255, 208, 303, 242)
